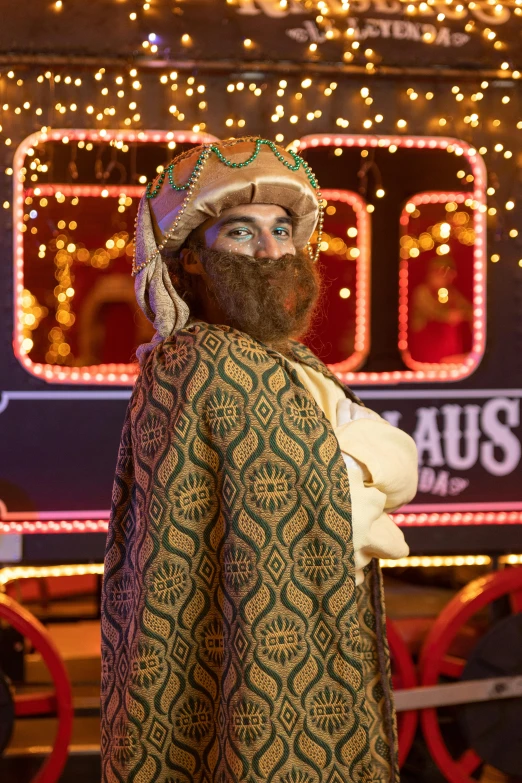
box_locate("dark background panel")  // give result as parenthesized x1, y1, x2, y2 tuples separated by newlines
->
(0, 399, 128, 511)
(1, 0, 521, 70)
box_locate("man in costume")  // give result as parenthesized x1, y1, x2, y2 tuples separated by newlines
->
(409, 256, 473, 364)
(101, 137, 418, 783)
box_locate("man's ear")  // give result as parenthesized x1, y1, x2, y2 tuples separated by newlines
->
(179, 246, 205, 276)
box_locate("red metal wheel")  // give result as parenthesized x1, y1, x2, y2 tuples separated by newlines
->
(0, 593, 73, 783)
(387, 618, 418, 767)
(419, 567, 522, 783)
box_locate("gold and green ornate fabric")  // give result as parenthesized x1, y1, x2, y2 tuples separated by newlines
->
(101, 322, 399, 783)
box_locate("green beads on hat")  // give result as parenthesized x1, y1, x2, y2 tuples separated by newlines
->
(145, 138, 318, 199)
(146, 148, 208, 198)
(145, 168, 166, 199)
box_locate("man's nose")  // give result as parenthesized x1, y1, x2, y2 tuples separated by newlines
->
(253, 230, 284, 259)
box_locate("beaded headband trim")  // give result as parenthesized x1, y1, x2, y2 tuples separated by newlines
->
(131, 138, 323, 276)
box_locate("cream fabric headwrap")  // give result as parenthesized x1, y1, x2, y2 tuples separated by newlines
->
(134, 194, 190, 363)
(132, 137, 322, 363)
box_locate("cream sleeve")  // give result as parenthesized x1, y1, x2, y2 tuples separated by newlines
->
(335, 406, 418, 511)
(343, 460, 410, 584)
(335, 400, 417, 584)
(284, 362, 417, 583)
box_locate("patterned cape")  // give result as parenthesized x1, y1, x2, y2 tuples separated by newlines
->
(101, 322, 399, 783)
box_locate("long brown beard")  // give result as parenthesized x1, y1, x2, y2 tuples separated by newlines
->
(198, 246, 320, 351)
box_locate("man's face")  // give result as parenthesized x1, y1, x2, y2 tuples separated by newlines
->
(199, 203, 296, 259)
(180, 204, 319, 350)
(197, 204, 295, 258)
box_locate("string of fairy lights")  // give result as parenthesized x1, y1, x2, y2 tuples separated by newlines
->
(46, 0, 522, 65)
(2, 0, 522, 369)
(307, 0, 522, 65)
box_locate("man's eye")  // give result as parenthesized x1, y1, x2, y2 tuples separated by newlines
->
(227, 228, 251, 238)
(273, 227, 291, 238)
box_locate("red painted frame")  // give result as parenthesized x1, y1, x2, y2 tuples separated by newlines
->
(13, 128, 217, 385)
(419, 568, 522, 783)
(298, 133, 487, 385)
(398, 191, 485, 379)
(0, 592, 73, 783)
(319, 188, 371, 373)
